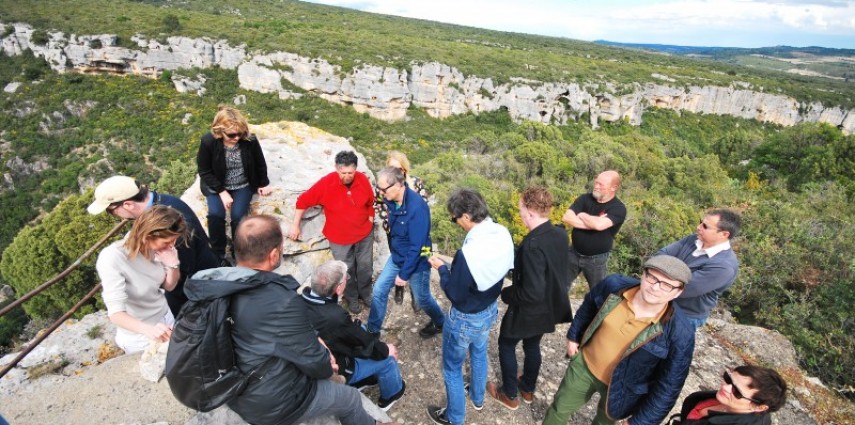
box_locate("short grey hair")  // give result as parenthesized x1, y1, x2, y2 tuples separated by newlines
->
(310, 260, 348, 297)
(377, 166, 405, 186)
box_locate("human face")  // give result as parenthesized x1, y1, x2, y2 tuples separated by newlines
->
(147, 235, 179, 252)
(592, 172, 616, 202)
(377, 176, 401, 202)
(639, 268, 683, 306)
(336, 164, 357, 185)
(107, 202, 139, 220)
(717, 370, 763, 412)
(697, 214, 728, 248)
(221, 128, 242, 142)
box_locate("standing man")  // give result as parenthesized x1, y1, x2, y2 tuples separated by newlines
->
(289, 151, 376, 314)
(185, 216, 390, 425)
(562, 170, 626, 290)
(488, 187, 572, 410)
(425, 189, 514, 425)
(302, 260, 406, 412)
(367, 167, 444, 338)
(543, 255, 695, 425)
(87, 175, 220, 315)
(657, 208, 741, 329)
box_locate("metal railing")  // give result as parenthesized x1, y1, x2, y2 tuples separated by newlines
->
(0, 219, 129, 379)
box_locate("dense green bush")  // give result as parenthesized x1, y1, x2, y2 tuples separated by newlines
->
(0, 192, 119, 320)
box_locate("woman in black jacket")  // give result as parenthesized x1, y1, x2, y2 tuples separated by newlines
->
(669, 365, 787, 425)
(197, 106, 271, 260)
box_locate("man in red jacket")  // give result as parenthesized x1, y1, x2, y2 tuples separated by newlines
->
(289, 151, 376, 314)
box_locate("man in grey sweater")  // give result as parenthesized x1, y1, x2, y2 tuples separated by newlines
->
(656, 209, 741, 329)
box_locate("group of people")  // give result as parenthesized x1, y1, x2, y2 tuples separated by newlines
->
(87, 105, 788, 425)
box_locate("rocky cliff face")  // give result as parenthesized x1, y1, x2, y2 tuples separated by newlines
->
(2, 22, 853, 134)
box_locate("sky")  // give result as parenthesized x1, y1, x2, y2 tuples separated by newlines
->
(302, 0, 855, 49)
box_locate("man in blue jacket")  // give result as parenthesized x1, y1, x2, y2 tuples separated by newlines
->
(425, 189, 514, 425)
(543, 255, 696, 425)
(367, 167, 444, 338)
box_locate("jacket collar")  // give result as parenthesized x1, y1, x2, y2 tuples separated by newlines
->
(301, 287, 338, 305)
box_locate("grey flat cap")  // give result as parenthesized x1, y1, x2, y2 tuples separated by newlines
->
(644, 255, 691, 286)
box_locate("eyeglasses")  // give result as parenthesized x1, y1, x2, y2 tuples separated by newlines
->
(106, 203, 122, 213)
(722, 371, 761, 404)
(642, 271, 683, 293)
(224, 132, 241, 139)
(378, 183, 395, 194)
(700, 220, 721, 232)
(451, 216, 459, 223)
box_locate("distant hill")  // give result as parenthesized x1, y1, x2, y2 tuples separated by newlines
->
(594, 40, 855, 80)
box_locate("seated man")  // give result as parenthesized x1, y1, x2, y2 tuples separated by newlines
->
(302, 260, 406, 411)
(186, 215, 393, 425)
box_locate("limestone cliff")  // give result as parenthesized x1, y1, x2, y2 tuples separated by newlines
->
(2, 22, 853, 134)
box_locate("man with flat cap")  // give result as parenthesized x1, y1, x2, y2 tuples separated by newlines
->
(88, 175, 219, 315)
(543, 255, 696, 425)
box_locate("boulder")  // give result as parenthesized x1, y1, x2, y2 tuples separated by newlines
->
(180, 121, 390, 286)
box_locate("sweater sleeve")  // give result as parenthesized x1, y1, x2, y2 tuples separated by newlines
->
(440, 251, 476, 306)
(295, 175, 327, 210)
(96, 245, 129, 315)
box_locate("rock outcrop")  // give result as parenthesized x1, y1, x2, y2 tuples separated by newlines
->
(0, 120, 839, 424)
(2, 22, 853, 134)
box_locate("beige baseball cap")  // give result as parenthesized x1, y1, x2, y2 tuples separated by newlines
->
(87, 176, 140, 215)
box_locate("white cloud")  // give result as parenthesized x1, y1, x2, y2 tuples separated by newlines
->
(304, 0, 855, 47)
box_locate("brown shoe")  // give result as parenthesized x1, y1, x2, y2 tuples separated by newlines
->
(518, 375, 534, 404)
(487, 382, 520, 411)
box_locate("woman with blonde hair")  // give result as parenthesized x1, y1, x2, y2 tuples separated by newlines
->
(96, 205, 186, 353)
(197, 105, 271, 261)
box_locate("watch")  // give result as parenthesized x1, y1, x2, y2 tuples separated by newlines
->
(164, 262, 180, 269)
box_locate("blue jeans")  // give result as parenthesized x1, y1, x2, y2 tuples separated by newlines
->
(347, 356, 404, 400)
(443, 302, 498, 425)
(567, 248, 610, 291)
(367, 257, 444, 333)
(206, 185, 254, 252)
(498, 333, 544, 398)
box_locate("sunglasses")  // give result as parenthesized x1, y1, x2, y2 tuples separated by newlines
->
(223, 132, 242, 139)
(722, 371, 761, 404)
(451, 216, 459, 223)
(700, 220, 721, 232)
(106, 203, 123, 213)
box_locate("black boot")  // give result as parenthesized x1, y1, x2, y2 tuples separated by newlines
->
(207, 216, 228, 264)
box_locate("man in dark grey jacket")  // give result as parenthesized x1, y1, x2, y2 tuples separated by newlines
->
(187, 215, 388, 425)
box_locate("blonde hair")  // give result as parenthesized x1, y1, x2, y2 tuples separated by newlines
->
(210, 105, 250, 140)
(386, 151, 411, 176)
(124, 205, 187, 260)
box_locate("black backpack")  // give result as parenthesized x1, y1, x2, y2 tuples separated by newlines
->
(164, 285, 271, 412)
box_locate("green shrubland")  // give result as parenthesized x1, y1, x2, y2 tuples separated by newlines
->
(0, 0, 853, 397)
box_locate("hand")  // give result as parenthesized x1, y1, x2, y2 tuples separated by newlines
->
(427, 256, 444, 270)
(387, 343, 398, 360)
(257, 186, 272, 196)
(287, 224, 301, 241)
(566, 340, 580, 358)
(219, 191, 233, 209)
(145, 323, 173, 342)
(155, 246, 179, 266)
(394, 276, 408, 287)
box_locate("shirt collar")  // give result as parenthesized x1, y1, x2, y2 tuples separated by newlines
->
(693, 238, 731, 258)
